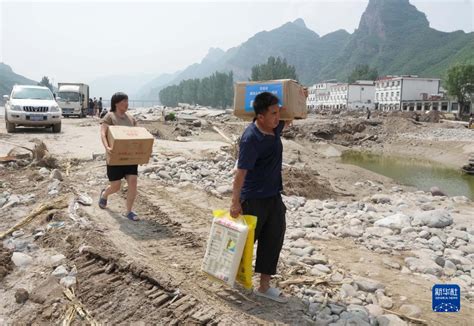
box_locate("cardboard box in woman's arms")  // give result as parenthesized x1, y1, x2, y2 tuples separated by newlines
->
(233, 79, 308, 121)
(106, 126, 154, 166)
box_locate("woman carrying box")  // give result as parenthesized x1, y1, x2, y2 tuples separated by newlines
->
(98, 92, 139, 221)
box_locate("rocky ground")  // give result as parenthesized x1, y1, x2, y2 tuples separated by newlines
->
(0, 105, 473, 325)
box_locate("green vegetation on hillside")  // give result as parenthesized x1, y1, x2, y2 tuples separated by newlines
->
(159, 71, 233, 108)
(250, 57, 298, 81)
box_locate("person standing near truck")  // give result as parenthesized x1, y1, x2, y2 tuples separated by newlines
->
(98, 92, 140, 221)
(88, 98, 94, 116)
(97, 97, 103, 117)
(229, 92, 289, 303)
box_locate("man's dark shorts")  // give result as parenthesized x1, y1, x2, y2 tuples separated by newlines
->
(106, 165, 138, 182)
(242, 194, 286, 275)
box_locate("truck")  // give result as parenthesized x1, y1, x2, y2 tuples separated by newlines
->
(56, 83, 89, 117)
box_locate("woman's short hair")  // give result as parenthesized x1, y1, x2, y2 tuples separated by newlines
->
(110, 92, 128, 112)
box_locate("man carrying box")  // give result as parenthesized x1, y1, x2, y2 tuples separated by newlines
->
(230, 91, 290, 303)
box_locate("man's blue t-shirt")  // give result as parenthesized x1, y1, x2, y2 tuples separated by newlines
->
(238, 121, 285, 200)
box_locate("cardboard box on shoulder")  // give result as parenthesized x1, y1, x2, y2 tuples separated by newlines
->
(106, 126, 154, 166)
(233, 79, 308, 121)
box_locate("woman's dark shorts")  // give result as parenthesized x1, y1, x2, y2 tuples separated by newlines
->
(106, 165, 138, 182)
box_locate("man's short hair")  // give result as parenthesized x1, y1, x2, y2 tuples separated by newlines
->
(253, 92, 280, 116)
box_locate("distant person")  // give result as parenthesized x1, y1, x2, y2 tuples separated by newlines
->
(98, 97, 103, 117)
(88, 98, 94, 116)
(366, 107, 371, 119)
(100, 107, 108, 119)
(93, 97, 98, 116)
(98, 92, 139, 221)
(469, 113, 473, 129)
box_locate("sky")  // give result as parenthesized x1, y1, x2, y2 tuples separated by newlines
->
(1, 0, 473, 86)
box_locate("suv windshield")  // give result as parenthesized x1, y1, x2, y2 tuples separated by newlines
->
(57, 91, 80, 102)
(12, 87, 53, 100)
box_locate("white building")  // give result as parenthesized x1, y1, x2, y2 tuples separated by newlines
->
(347, 81, 375, 110)
(307, 82, 336, 111)
(375, 76, 443, 111)
(310, 80, 375, 110)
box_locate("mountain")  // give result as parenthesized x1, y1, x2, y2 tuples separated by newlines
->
(135, 71, 182, 100)
(320, 0, 474, 80)
(137, 0, 473, 99)
(87, 73, 159, 100)
(0, 63, 37, 96)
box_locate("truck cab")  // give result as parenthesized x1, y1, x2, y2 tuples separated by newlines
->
(56, 83, 89, 117)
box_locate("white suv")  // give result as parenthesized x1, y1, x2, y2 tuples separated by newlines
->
(4, 85, 62, 133)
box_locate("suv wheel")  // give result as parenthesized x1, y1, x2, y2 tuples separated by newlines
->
(52, 123, 61, 133)
(6, 120, 16, 133)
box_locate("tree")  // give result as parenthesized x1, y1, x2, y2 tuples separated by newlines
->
(159, 71, 234, 108)
(250, 56, 298, 81)
(348, 64, 378, 83)
(38, 76, 53, 91)
(445, 64, 474, 116)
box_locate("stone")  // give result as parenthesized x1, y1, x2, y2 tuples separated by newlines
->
(301, 216, 315, 228)
(216, 185, 232, 196)
(50, 254, 66, 266)
(39, 167, 49, 175)
(50, 169, 63, 181)
(287, 229, 306, 240)
(11, 252, 33, 267)
(331, 272, 344, 283)
(452, 196, 470, 204)
(290, 248, 307, 257)
(170, 156, 186, 164)
(371, 194, 391, 204)
(337, 314, 370, 326)
(12, 230, 25, 238)
(346, 304, 369, 319)
(365, 304, 384, 317)
(449, 230, 470, 241)
(444, 260, 457, 276)
(459, 244, 474, 255)
(378, 296, 393, 309)
(158, 171, 171, 180)
(60, 276, 76, 288)
(353, 277, 385, 292)
(340, 284, 357, 298)
(340, 227, 364, 238)
(313, 264, 331, 274)
(192, 120, 202, 128)
(411, 210, 453, 228)
(399, 304, 422, 318)
(404, 257, 442, 276)
(374, 213, 411, 230)
(430, 186, 447, 197)
(418, 230, 430, 239)
(52, 265, 68, 278)
(15, 288, 29, 304)
(435, 257, 445, 267)
(179, 173, 193, 182)
(328, 304, 346, 315)
(290, 238, 311, 249)
(382, 258, 401, 270)
(428, 236, 445, 251)
(365, 227, 394, 237)
(376, 314, 408, 326)
(350, 218, 362, 226)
